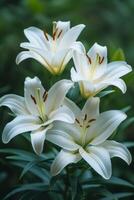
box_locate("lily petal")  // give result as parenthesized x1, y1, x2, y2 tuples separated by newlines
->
(53, 21, 70, 38)
(31, 125, 52, 155)
(79, 146, 112, 179)
(102, 140, 132, 165)
(72, 51, 89, 79)
(82, 97, 100, 120)
(48, 105, 75, 124)
(46, 80, 73, 114)
(51, 49, 71, 74)
(23, 27, 50, 50)
(24, 77, 45, 115)
(87, 43, 107, 78)
(103, 61, 132, 79)
(51, 149, 81, 176)
(103, 78, 127, 93)
(48, 121, 81, 142)
(63, 97, 81, 118)
(59, 24, 85, 49)
(0, 94, 29, 115)
(46, 129, 79, 151)
(16, 51, 50, 71)
(2, 115, 41, 143)
(86, 110, 127, 145)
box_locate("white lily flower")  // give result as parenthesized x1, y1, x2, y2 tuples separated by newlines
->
(47, 97, 132, 179)
(16, 21, 85, 75)
(0, 77, 75, 155)
(71, 43, 132, 98)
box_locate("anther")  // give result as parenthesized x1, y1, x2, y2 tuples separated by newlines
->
(43, 91, 48, 102)
(75, 118, 80, 124)
(31, 95, 37, 104)
(86, 54, 92, 64)
(84, 114, 87, 121)
(86, 125, 90, 128)
(88, 118, 96, 123)
(99, 56, 104, 64)
(57, 30, 62, 38)
(44, 31, 49, 41)
(53, 28, 58, 40)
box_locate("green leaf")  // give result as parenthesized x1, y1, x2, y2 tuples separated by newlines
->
(100, 192, 134, 200)
(111, 48, 125, 61)
(105, 176, 134, 188)
(3, 183, 50, 200)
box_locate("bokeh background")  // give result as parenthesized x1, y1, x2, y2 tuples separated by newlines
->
(0, 0, 134, 199)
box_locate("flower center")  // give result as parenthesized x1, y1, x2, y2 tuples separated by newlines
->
(75, 114, 96, 147)
(31, 88, 48, 122)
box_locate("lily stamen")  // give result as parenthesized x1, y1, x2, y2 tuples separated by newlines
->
(53, 28, 58, 40)
(44, 31, 49, 41)
(57, 30, 62, 38)
(88, 118, 96, 123)
(99, 56, 104, 64)
(31, 95, 37, 104)
(86, 54, 92, 64)
(43, 91, 48, 102)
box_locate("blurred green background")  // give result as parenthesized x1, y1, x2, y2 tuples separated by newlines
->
(0, 0, 134, 199)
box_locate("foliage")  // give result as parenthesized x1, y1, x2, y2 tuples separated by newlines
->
(0, 0, 134, 199)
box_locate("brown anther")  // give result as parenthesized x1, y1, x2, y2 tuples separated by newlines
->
(84, 114, 87, 121)
(88, 118, 96, 123)
(86, 54, 92, 64)
(99, 56, 104, 64)
(75, 118, 80, 124)
(57, 30, 62, 38)
(53, 28, 58, 40)
(44, 31, 49, 41)
(43, 91, 48, 102)
(86, 125, 90, 128)
(31, 95, 37, 104)
(80, 125, 83, 127)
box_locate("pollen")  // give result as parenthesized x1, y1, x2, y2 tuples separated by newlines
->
(57, 30, 62, 38)
(86, 54, 92, 64)
(43, 91, 48, 102)
(31, 95, 37, 104)
(44, 31, 49, 41)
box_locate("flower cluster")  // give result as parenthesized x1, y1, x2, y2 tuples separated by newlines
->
(0, 21, 132, 179)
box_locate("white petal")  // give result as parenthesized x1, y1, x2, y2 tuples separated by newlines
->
(104, 61, 132, 79)
(71, 41, 86, 54)
(82, 97, 100, 119)
(31, 125, 52, 155)
(46, 129, 79, 151)
(16, 51, 50, 71)
(49, 105, 75, 124)
(87, 43, 107, 77)
(2, 115, 41, 143)
(54, 21, 70, 38)
(0, 94, 29, 115)
(72, 51, 89, 79)
(102, 140, 132, 165)
(71, 67, 84, 82)
(51, 149, 81, 176)
(46, 80, 73, 114)
(103, 78, 127, 93)
(24, 26, 50, 50)
(59, 24, 85, 49)
(51, 49, 71, 74)
(79, 81, 95, 98)
(24, 76, 45, 115)
(48, 121, 81, 142)
(63, 97, 81, 118)
(87, 110, 127, 145)
(79, 146, 112, 179)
